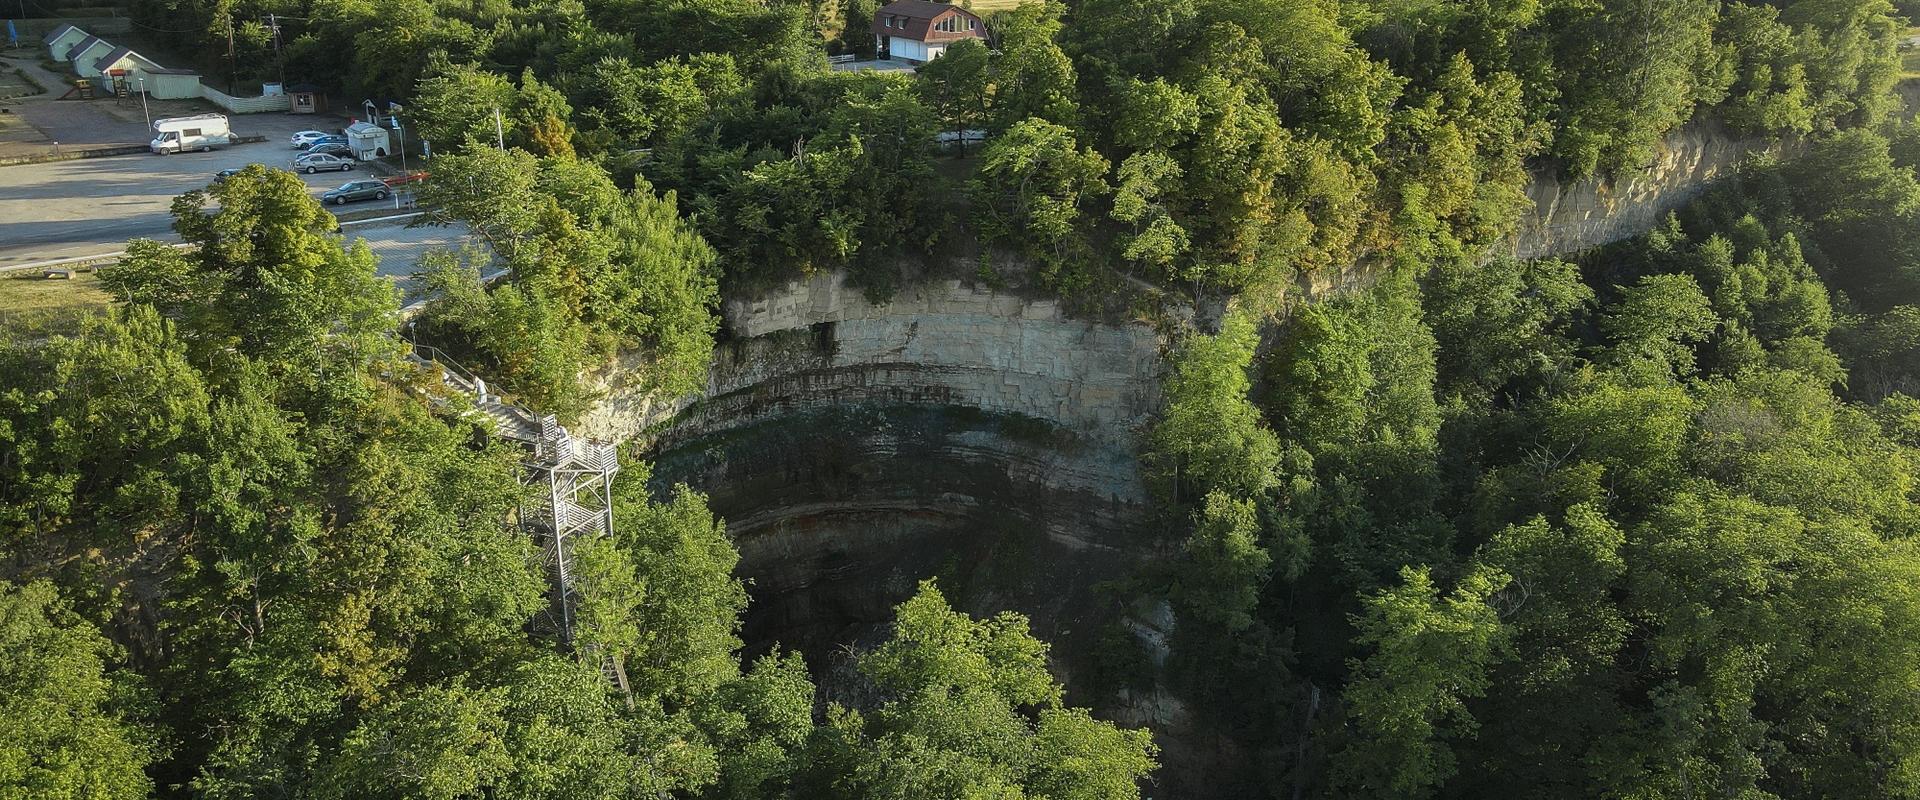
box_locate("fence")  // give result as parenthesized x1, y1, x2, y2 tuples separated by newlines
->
(198, 83, 289, 114)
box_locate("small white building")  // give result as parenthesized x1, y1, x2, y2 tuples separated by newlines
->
(91, 47, 164, 79)
(345, 121, 392, 160)
(43, 24, 89, 61)
(88, 46, 202, 98)
(139, 68, 205, 101)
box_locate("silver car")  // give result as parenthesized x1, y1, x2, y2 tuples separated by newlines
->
(292, 152, 355, 174)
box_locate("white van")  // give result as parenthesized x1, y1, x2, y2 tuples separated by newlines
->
(150, 114, 233, 154)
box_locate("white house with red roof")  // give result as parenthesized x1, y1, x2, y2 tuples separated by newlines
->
(872, 0, 986, 64)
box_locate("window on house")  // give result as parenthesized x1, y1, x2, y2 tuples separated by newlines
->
(970, 18, 978, 29)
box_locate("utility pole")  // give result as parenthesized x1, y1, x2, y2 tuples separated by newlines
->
(265, 13, 285, 88)
(137, 77, 149, 129)
(395, 118, 408, 172)
(493, 106, 505, 150)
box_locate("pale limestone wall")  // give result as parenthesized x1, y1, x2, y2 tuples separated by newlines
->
(596, 272, 1169, 704)
(577, 123, 1781, 462)
(577, 272, 1165, 452)
(1509, 122, 1792, 260)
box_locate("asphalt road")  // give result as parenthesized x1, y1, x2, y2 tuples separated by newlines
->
(0, 137, 462, 277)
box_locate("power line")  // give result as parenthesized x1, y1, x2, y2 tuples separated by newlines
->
(117, 16, 213, 34)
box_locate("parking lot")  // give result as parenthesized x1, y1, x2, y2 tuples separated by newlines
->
(0, 121, 420, 266)
(0, 53, 341, 156)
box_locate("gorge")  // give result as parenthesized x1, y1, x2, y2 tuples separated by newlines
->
(574, 120, 1790, 724)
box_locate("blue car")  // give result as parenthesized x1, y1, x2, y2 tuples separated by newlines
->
(300, 135, 348, 151)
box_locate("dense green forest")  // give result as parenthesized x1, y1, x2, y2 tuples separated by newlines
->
(6, 0, 1920, 795)
(0, 170, 1156, 798)
(1148, 128, 1920, 794)
(124, 0, 1906, 411)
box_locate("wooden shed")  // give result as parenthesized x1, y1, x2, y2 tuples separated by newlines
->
(288, 82, 327, 115)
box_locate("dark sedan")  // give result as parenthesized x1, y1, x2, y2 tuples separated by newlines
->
(323, 179, 391, 206)
(213, 164, 270, 184)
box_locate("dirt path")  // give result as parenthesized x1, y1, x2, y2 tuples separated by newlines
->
(3, 53, 73, 99)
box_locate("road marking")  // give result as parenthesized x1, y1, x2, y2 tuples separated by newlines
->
(3, 214, 436, 272)
(0, 243, 193, 274)
(339, 211, 427, 227)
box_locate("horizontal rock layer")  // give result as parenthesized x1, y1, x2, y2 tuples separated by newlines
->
(595, 273, 1167, 687)
(1510, 120, 1792, 259)
(573, 121, 1774, 784)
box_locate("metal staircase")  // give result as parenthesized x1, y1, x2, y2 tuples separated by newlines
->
(405, 343, 619, 647)
(523, 414, 621, 644)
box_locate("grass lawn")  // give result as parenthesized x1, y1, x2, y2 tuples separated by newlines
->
(1904, 27, 1920, 80)
(961, 0, 1034, 15)
(0, 269, 113, 341)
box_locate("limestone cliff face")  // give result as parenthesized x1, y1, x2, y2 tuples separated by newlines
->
(579, 273, 1163, 449)
(576, 120, 1778, 782)
(1510, 121, 1794, 259)
(587, 273, 1168, 685)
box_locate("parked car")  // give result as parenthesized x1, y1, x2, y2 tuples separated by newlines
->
(292, 152, 355, 174)
(300, 135, 349, 151)
(305, 141, 353, 158)
(290, 129, 332, 148)
(382, 170, 430, 187)
(323, 179, 391, 206)
(214, 164, 269, 183)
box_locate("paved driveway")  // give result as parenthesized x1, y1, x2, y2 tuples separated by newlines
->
(345, 219, 483, 298)
(0, 136, 409, 265)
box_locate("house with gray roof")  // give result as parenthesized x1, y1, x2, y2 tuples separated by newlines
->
(44, 24, 88, 60)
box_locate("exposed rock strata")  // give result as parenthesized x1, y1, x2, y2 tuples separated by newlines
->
(574, 121, 1781, 770)
(586, 274, 1167, 689)
(1510, 121, 1794, 259)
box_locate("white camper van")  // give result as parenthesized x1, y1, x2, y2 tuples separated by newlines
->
(150, 114, 233, 154)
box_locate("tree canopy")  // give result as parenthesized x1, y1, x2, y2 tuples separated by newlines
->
(13, 0, 1920, 795)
